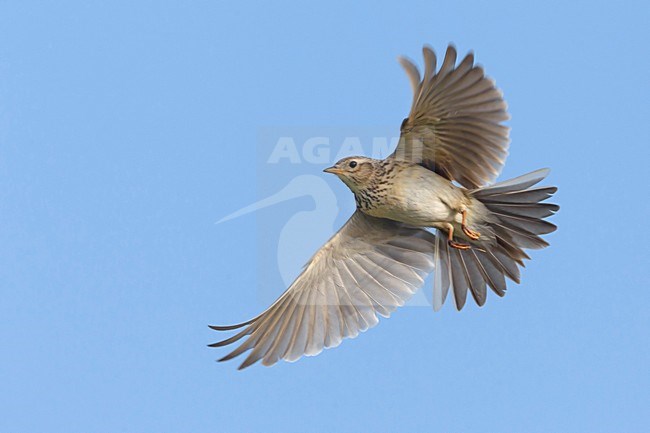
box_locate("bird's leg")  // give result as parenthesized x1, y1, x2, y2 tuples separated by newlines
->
(446, 223, 471, 250)
(461, 210, 481, 240)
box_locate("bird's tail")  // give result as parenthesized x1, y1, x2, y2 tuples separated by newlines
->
(432, 168, 558, 311)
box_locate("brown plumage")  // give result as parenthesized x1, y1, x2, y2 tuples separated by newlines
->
(210, 44, 558, 369)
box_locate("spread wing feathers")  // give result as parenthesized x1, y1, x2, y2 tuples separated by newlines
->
(432, 232, 508, 311)
(432, 169, 558, 311)
(393, 44, 510, 189)
(209, 211, 436, 369)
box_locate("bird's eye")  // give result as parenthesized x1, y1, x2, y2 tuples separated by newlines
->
(349, 161, 358, 168)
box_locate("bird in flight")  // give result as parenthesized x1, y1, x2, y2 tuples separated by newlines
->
(210, 44, 558, 370)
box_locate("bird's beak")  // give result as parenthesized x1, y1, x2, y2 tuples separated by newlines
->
(323, 166, 344, 175)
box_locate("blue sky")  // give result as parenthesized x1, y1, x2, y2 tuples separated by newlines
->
(1, 1, 649, 432)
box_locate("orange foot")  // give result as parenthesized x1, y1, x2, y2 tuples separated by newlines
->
(462, 226, 481, 240)
(461, 210, 480, 240)
(448, 239, 471, 250)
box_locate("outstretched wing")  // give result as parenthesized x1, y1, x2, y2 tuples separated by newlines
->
(392, 45, 510, 189)
(209, 211, 436, 369)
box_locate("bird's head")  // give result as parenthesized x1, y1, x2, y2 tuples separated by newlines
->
(323, 156, 378, 193)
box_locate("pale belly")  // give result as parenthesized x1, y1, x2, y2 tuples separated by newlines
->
(364, 166, 469, 228)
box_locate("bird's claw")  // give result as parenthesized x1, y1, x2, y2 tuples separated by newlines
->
(462, 226, 481, 240)
(448, 239, 471, 250)
(460, 210, 480, 240)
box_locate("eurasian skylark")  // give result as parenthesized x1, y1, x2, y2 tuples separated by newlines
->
(210, 45, 558, 370)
